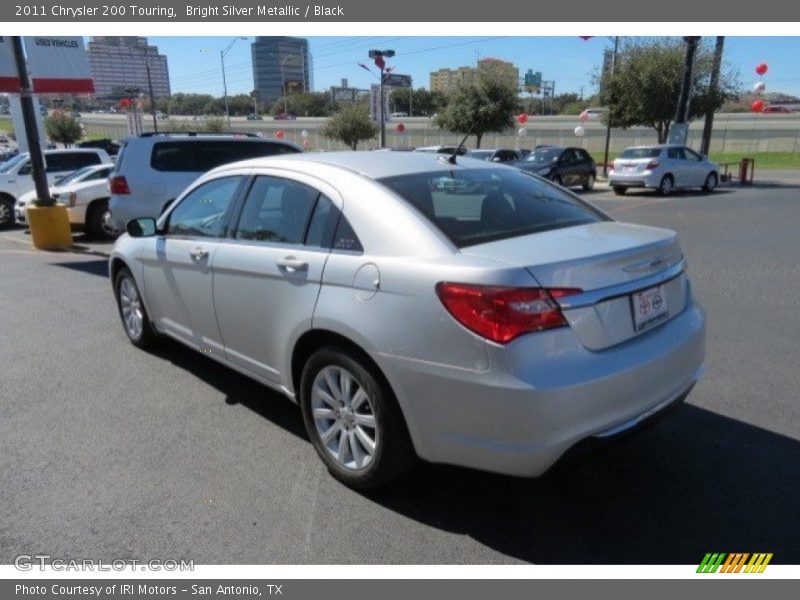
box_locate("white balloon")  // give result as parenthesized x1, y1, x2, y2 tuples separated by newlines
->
(301, 129, 309, 138)
(754, 81, 766, 94)
(518, 127, 528, 137)
(574, 125, 585, 137)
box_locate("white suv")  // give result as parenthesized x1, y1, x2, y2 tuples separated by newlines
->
(0, 148, 112, 227)
(108, 133, 302, 231)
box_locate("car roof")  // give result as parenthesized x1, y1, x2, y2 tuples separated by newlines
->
(14, 148, 108, 158)
(214, 150, 508, 180)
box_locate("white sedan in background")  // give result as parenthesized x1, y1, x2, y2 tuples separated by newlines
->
(15, 164, 116, 239)
(609, 145, 720, 196)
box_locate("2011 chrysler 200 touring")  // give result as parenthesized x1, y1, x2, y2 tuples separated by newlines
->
(109, 152, 706, 488)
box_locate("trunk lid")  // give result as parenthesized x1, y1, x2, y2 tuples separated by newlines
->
(460, 222, 687, 349)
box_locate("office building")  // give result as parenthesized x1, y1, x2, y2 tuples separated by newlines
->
(87, 37, 171, 98)
(429, 58, 519, 93)
(251, 37, 312, 108)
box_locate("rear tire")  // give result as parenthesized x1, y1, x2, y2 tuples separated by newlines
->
(613, 186, 627, 196)
(300, 346, 415, 489)
(114, 267, 158, 350)
(657, 174, 674, 196)
(702, 172, 717, 193)
(85, 200, 116, 240)
(0, 194, 14, 229)
(582, 173, 596, 191)
(552, 175, 563, 187)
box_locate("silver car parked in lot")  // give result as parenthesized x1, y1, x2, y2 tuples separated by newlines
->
(609, 144, 720, 195)
(109, 152, 706, 488)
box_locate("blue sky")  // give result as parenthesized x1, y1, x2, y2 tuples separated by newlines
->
(140, 36, 800, 98)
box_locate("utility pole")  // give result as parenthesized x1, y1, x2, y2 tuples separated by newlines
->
(670, 36, 701, 145)
(11, 36, 51, 206)
(701, 36, 725, 156)
(144, 58, 158, 132)
(220, 37, 247, 131)
(369, 49, 395, 148)
(602, 36, 619, 177)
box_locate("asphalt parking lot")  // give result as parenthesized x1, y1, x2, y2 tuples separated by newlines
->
(1, 182, 799, 565)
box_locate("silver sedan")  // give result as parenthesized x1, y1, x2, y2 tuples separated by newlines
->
(609, 144, 720, 195)
(109, 152, 706, 488)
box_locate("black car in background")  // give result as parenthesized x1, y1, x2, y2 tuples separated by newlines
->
(512, 145, 597, 191)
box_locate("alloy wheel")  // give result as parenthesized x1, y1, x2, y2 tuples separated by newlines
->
(311, 365, 378, 470)
(119, 277, 144, 339)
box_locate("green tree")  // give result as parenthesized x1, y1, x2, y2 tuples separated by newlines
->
(44, 112, 83, 146)
(321, 102, 377, 150)
(434, 70, 519, 148)
(272, 92, 335, 117)
(599, 38, 737, 143)
(389, 88, 446, 117)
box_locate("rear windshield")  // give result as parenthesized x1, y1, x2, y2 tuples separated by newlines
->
(151, 140, 300, 172)
(619, 147, 662, 159)
(379, 168, 606, 248)
(524, 147, 563, 163)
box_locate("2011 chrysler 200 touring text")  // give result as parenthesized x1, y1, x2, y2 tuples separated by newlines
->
(109, 152, 705, 488)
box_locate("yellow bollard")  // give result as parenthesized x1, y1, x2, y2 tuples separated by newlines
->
(26, 203, 73, 250)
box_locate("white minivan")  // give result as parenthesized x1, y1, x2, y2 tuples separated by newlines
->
(0, 148, 112, 227)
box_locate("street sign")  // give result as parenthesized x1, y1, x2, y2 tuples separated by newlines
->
(383, 73, 412, 88)
(0, 37, 21, 92)
(524, 69, 542, 93)
(22, 36, 94, 94)
(369, 84, 391, 123)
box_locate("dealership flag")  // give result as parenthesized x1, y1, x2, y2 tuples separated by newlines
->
(23, 36, 94, 94)
(0, 37, 21, 92)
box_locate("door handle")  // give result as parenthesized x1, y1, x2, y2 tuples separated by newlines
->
(189, 247, 209, 260)
(276, 256, 308, 272)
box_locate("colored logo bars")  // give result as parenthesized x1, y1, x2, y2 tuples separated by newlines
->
(697, 553, 773, 573)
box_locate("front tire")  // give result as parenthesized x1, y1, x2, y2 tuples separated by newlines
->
(114, 267, 158, 349)
(702, 172, 717, 193)
(300, 346, 415, 489)
(582, 173, 596, 191)
(657, 174, 675, 196)
(613, 186, 627, 196)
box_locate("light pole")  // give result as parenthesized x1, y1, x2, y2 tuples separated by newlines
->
(602, 36, 619, 177)
(280, 55, 294, 115)
(128, 46, 159, 132)
(369, 49, 395, 148)
(221, 37, 247, 130)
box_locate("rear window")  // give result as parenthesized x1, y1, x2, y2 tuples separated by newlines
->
(619, 147, 662, 159)
(151, 140, 300, 172)
(379, 168, 606, 248)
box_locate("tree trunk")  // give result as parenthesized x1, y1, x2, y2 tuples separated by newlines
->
(475, 133, 483, 149)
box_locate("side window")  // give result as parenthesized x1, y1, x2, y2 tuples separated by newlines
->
(333, 216, 363, 253)
(166, 176, 242, 238)
(234, 176, 319, 244)
(578, 149, 592, 163)
(151, 142, 195, 172)
(305, 194, 335, 248)
(85, 167, 112, 181)
(667, 148, 686, 160)
(44, 154, 73, 172)
(684, 148, 702, 161)
(560, 149, 577, 164)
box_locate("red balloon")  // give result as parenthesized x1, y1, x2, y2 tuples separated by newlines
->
(751, 99, 765, 113)
(396, 123, 406, 133)
(118, 98, 131, 109)
(517, 113, 528, 125)
(755, 62, 768, 76)
(275, 130, 285, 139)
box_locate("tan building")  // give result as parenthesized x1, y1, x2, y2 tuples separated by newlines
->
(429, 58, 519, 93)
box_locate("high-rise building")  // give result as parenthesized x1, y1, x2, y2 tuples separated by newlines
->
(87, 37, 170, 99)
(429, 58, 519, 93)
(251, 37, 312, 108)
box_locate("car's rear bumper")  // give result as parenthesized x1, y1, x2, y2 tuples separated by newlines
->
(609, 172, 660, 188)
(379, 298, 706, 477)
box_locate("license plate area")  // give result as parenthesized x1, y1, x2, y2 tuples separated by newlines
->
(630, 285, 668, 333)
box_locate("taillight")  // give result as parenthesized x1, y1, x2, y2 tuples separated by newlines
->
(110, 175, 130, 195)
(435, 283, 581, 344)
(645, 160, 660, 170)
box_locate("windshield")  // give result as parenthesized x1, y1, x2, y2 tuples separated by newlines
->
(379, 168, 606, 248)
(0, 154, 29, 174)
(525, 147, 563, 163)
(619, 147, 662, 159)
(54, 166, 95, 186)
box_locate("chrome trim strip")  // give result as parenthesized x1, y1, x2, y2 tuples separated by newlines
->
(557, 258, 686, 310)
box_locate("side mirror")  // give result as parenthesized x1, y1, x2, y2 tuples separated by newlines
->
(126, 217, 157, 238)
